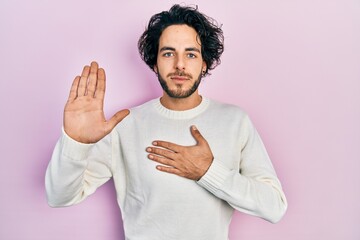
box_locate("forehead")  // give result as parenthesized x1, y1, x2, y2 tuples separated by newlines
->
(159, 24, 201, 49)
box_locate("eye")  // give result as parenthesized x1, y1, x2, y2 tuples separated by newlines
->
(163, 52, 174, 57)
(187, 53, 197, 58)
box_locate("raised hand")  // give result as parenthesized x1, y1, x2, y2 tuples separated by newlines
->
(64, 61, 129, 143)
(146, 126, 214, 180)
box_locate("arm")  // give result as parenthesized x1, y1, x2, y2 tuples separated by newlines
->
(45, 62, 129, 207)
(197, 116, 287, 223)
(45, 130, 113, 207)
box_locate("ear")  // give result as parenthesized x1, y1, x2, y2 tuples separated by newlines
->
(154, 65, 158, 73)
(202, 62, 207, 74)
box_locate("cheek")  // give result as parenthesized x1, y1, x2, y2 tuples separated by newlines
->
(158, 59, 174, 71)
(190, 60, 205, 72)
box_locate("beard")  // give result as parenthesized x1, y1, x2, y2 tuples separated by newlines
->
(157, 70, 202, 99)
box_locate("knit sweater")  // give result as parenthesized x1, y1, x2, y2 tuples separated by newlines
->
(45, 97, 287, 240)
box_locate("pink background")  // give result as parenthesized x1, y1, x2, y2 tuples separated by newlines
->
(1, 0, 359, 239)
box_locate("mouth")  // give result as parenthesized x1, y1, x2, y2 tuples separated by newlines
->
(170, 76, 189, 81)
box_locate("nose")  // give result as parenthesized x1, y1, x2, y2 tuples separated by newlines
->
(175, 55, 185, 71)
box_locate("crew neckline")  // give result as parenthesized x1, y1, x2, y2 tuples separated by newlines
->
(154, 97, 210, 119)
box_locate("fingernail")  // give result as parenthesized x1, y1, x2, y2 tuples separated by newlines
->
(146, 147, 152, 152)
(192, 125, 197, 130)
(152, 141, 157, 146)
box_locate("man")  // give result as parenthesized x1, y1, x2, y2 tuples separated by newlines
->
(46, 4, 287, 240)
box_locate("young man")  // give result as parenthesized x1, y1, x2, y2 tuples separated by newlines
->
(46, 4, 287, 239)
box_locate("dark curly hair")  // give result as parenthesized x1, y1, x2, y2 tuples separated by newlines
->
(138, 4, 224, 76)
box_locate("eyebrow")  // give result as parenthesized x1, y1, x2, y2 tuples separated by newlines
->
(159, 46, 201, 53)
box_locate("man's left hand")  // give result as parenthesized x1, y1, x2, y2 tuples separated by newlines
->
(146, 125, 214, 181)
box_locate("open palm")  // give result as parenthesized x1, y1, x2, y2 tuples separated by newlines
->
(64, 62, 129, 143)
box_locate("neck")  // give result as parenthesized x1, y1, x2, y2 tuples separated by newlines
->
(160, 91, 202, 111)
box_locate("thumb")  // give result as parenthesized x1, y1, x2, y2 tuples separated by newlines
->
(190, 125, 206, 145)
(106, 109, 130, 132)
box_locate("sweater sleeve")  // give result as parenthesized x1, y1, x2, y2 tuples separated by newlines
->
(197, 116, 287, 223)
(45, 129, 113, 207)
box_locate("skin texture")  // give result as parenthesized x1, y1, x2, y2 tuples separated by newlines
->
(64, 62, 129, 143)
(147, 125, 214, 181)
(148, 24, 214, 180)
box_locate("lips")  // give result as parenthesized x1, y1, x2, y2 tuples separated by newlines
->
(170, 76, 189, 81)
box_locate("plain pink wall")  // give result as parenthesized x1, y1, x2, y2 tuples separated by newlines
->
(1, 0, 359, 239)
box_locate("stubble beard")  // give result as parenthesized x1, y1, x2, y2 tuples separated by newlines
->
(157, 71, 202, 99)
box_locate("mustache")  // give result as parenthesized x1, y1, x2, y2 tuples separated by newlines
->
(167, 70, 192, 78)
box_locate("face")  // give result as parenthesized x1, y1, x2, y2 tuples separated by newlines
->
(155, 24, 206, 98)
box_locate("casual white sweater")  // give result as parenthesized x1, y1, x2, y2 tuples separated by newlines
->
(46, 97, 287, 240)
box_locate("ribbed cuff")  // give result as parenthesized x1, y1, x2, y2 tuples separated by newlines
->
(197, 160, 231, 194)
(61, 128, 94, 161)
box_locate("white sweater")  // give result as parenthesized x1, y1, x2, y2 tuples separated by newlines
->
(46, 97, 287, 240)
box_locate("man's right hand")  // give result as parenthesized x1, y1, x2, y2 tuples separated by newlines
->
(64, 61, 129, 143)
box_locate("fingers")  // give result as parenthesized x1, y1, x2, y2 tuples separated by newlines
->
(146, 146, 177, 160)
(68, 76, 80, 101)
(190, 125, 206, 145)
(147, 144, 181, 172)
(77, 65, 90, 96)
(148, 153, 176, 167)
(152, 140, 181, 153)
(73, 61, 100, 97)
(155, 165, 182, 176)
(95, 67, 106, 99)
(106, 109, 130, 133)
(87, 61, 99, 96)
